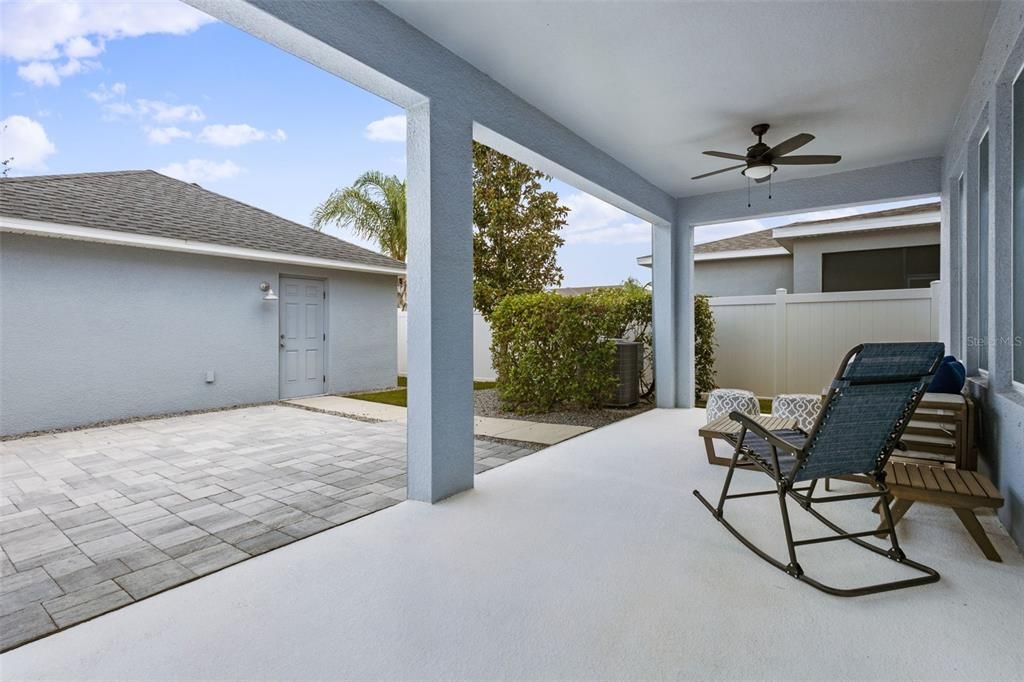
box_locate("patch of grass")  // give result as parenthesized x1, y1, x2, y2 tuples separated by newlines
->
(349, 378, 497, 408)
(346, 388, 409, 407)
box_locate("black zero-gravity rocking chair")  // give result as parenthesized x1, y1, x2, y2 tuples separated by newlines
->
(694, 342, 945, 597)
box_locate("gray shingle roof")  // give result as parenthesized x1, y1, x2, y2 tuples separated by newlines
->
(695, 228, 780, 254)
(784, 201, 940, 228)
(0, 170, 405, 271)
(694, 201, 940, 255)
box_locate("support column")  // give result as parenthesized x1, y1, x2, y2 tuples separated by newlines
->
(405, 99, 475, 502)
(652, 209, 694, 408)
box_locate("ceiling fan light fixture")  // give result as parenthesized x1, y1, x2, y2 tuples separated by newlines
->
(742, 163, 776, 180)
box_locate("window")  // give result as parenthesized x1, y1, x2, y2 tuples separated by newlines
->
(959, 174, 966, 354)
(1014, 71, 1024, 384)
(821, 245, 940, 293)
(979, 132, 989, 370)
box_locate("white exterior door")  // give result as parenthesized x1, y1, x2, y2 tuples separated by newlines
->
(279, 278, 326, 399)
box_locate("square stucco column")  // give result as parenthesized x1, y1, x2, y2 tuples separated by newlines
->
(652, 215, 695, 408)
(405, 100, 475, 502)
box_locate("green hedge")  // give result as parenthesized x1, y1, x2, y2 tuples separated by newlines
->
(490, 283, 716, 412)
(694, 294, 717, 399)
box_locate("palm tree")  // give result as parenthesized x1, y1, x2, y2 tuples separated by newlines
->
(312, 171, 408, 307)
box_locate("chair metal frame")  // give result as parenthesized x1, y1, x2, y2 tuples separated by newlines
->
(694, 343, 943, 597)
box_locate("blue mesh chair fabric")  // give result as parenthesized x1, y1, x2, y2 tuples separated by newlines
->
(793, 342, 943, 482)
(731, 429, 807, 474)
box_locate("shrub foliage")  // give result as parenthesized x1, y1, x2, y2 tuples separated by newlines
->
(490, 283, 716, 412)
(694, 294, 717, 399)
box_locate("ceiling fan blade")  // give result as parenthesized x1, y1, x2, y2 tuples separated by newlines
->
(703, 150, 748, 161)
(773, 155, 842, 165)
(765, 133, 814, 159)
(691, 163, 745, 180)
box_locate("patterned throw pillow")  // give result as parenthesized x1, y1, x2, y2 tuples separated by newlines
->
(706, 389, 760, 423)
(772, 394, 823, 432)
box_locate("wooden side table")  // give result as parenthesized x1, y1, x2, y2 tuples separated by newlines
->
(698, 414, 799, 466)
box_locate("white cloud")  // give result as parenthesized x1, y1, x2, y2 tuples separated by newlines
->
(147, 126, 191, 145)
(198, 124, 264, 147)
(88, 81, 126, 102)
(2, 1, 215, 85)
(135, 99, 205, 124)
(0, 115, 57, 171)
(16, 61, 59, 87)
(365, 115, 406, 142)
(560, 192, 651, 245)
(197, 124, 288, 147)
(63, 36, 104, 59)
(157, 159, 242, 184)
(93, 91, 205, 123)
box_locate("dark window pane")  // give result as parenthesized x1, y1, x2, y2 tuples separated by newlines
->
(1014, 72, 1024, 382)
(979, 132, 989, 370)
(822, 245, 938, 293)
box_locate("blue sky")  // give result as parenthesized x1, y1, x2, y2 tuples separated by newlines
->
(1, 1, 934, 287)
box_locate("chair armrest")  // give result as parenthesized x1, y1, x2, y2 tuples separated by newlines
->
(729, 411, 804, 455)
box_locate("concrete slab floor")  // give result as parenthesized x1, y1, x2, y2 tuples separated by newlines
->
(0, 406, 537, 652)
(2, 408, 1021, 680)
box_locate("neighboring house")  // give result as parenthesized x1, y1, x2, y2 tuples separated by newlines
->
(0, 170, 405, 436)
(637, 202, 940, 296)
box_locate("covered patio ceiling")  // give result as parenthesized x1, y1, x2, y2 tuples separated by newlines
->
(382, 0, 998, 196)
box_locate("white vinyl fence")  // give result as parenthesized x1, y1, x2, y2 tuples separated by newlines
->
(397, 310, 497, 381)
(397, 283, 941, 394)
(708, 283, 942, 397)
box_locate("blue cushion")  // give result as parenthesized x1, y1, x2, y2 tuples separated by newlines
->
(927, 355, 965, 394)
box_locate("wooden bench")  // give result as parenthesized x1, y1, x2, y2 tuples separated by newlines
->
(900, 393, 978, 470)
(879, 461, 1005, 562)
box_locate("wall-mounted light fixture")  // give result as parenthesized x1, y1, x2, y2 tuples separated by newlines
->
(259, 281, 278, 301)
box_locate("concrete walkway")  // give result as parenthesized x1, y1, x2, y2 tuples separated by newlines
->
(3, 408, 1020, 680)
(0, 406, 537, 652)
(287, 395, 593, 445)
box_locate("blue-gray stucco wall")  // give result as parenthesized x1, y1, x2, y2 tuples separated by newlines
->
(0, 234, 398, 436)
(941, 1, 1024, 549)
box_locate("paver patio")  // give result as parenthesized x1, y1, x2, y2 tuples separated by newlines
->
(0, 405, 537, 651)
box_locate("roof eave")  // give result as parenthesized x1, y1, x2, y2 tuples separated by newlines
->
(0, 216, 407, 276)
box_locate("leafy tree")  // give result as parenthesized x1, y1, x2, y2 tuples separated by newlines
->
(312, 171, 408, 307)
(472, 142, 567, 317)
(312, 144, 568, 314)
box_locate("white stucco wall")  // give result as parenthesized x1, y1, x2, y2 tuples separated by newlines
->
(693, 256, 793, 296)
(789, 224, 941, 292)
(0, 234, 398, 436)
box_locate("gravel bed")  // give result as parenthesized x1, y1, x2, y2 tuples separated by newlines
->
(473, 389, 654, 429)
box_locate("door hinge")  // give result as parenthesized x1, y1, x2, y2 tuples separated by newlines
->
(323, 291, 326, 300)
(323, 375, 326, 383)
(323, 333, 326, 341)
